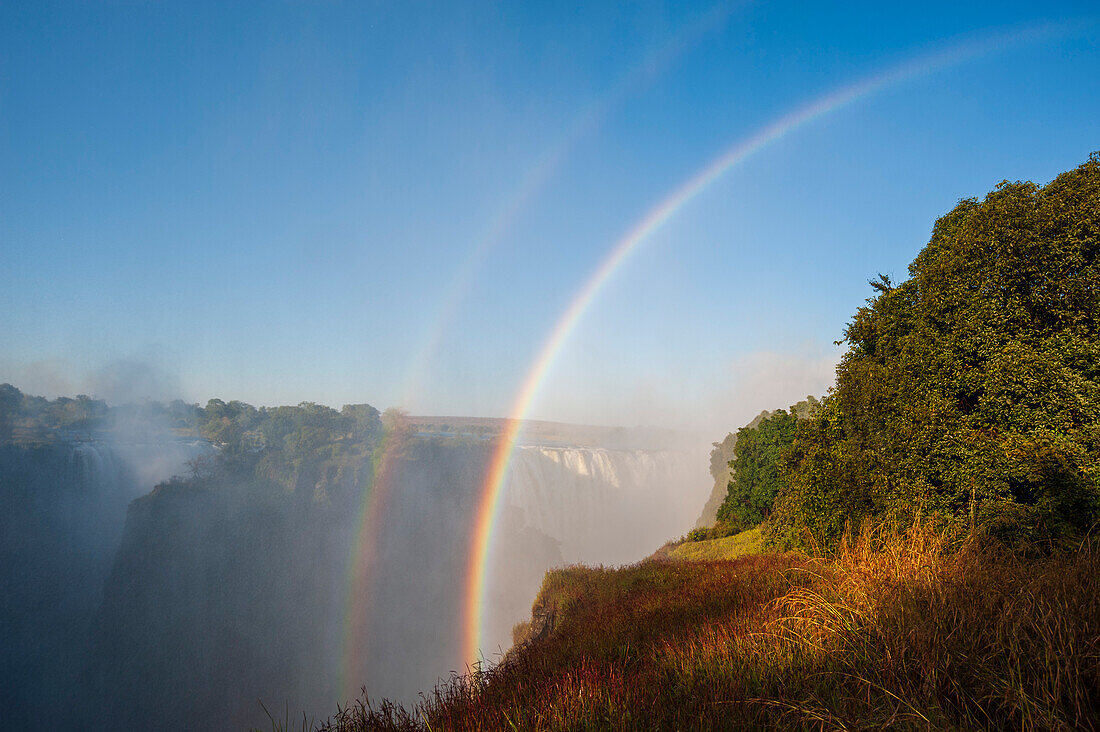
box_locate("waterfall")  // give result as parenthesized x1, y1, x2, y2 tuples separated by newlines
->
(71, 443, 124, 492)
(502, 446, 707, 564)
(4, 434, 706, 729)
(480, 444, 710, 660)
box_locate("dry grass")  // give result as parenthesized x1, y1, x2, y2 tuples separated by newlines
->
(316, 525, 1100, 731)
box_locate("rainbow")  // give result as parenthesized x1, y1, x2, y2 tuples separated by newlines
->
(460, 22, 1069, 665)
(335, 6, 746, 697)
(340, 424, 404, 700)
(392, 2, 743, 411)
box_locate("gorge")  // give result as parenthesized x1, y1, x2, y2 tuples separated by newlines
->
(0, 398, 709, 731)
(0, 438, 211, 730)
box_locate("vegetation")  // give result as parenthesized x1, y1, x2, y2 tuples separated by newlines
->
(197, 399, 391, 498)
(771, 154, 1100, 551)
(717, 404, 809, 528)
(0, 384, 399, 502)
(694, 409, 769, 527)
(660, 527, 765, 561)
(690, 397, 818, 539)
(290, 154, 1100, 730)
(311, 524, 1099, 731)
(0, 384, 144, 441)
(719, 409, 797, 527)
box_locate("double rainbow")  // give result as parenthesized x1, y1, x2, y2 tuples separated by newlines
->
(460, 22, 1067, 665)
(336, 5, 743, 697)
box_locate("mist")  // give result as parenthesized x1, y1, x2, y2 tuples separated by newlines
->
(0, 421, 210, 729)
(0, 383, 719, 730)
(0, 350, 188, 405)
(0, 335, 832, 730)
(530, 343, 841, 441)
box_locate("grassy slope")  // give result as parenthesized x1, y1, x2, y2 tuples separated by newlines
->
(663, 527, 764, 561)
(323, 526, 1100, 731)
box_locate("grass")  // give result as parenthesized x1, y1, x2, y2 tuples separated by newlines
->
(312, 523, 1100, 731)
(663, 526, 765, 561)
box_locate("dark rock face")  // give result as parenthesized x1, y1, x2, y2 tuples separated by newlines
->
(92, 480, 340, 730)
(5, 435, 695, 731)
(0, 441, 207, 731)
(88, 439, 563, 731)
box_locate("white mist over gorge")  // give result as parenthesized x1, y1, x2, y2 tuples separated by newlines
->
(0, 393, 711, 731)
(502, 446, 707, 565)
(481, 437, 711, 658)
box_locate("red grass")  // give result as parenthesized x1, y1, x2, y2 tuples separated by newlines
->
(318, 528, 1100, 731)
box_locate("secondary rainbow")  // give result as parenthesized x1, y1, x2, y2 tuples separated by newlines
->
(392, 2, 742, 411)
(335, 6, 748, 694)
(340, 425, 405, 700)
(461, 22, 1068, 665)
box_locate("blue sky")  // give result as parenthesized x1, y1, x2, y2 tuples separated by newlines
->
(2, 1, 1099, 431)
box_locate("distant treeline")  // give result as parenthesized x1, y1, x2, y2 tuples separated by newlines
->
(709, 153, 1100, 550)
(0, 385, 384, 447)
(0, 386, 410, 500)
(0, 385, 198, 442)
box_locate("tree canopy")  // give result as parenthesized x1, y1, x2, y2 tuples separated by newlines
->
(770, 153, 1100, 549)
(715, 399, 819, 530)
(717, 409, 798, 527)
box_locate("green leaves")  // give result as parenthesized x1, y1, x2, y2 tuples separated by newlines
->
(717, 400, 817, 529)
(774, 154, 1100, 550)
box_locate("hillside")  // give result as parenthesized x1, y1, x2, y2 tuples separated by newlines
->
(320, 527, 1099, 730)
(310, 154, 1100, 731)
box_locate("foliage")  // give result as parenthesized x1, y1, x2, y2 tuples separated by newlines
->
(696, 407, 792, 526)
(711, 397, 819, 531)
(0, 386, 112, 438)
(717, 409, 799, 527)
(311, 525, 1100, 731)
(684, 522, 741, 542)
(221, 400, 386, 499)
(0, 385, 201, 441)
(0, 383, 23, 441)
(0, 383, 391, 503)
(771, 154, 1100, 550)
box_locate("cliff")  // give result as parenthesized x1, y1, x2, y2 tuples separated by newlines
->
(0, 440, 208, 731)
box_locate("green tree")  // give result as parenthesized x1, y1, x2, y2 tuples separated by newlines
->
(342, 403, 382, 442)
(0, 383, 23, 442)
(773, 154, 1100, 549)
(717, 409, 800, 527)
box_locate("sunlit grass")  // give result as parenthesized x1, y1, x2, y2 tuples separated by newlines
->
(313, 524, 1100, 730)
(666, 526, 764, 561)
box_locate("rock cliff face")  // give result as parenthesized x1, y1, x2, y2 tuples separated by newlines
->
(88, 439, 537, 730)
(92, 478, 353, 730)
(2, 432, 708, 731)
(0, 440, 209, 731)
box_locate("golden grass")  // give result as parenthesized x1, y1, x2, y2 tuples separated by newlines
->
(315, 524, 1100, 731)
(666, 527, 765, 561)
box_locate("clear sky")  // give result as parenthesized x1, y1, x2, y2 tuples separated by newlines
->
(2, 1, 1099, 433)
